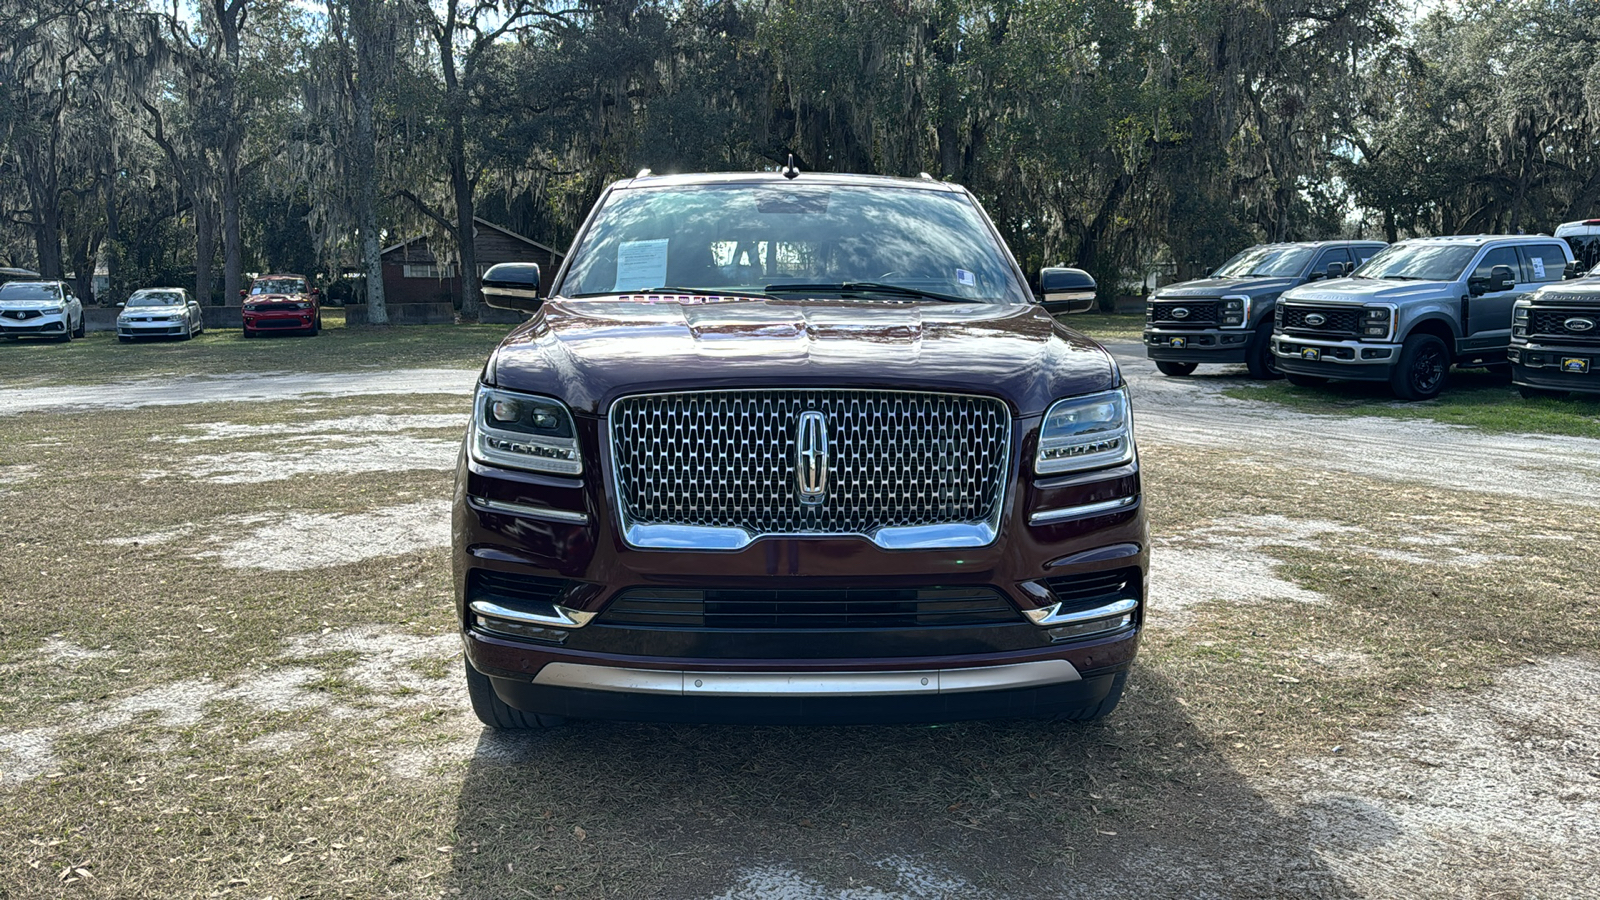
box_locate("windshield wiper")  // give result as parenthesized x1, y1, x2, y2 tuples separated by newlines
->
(569, 286, 773, 299)
(764, 282, 981, 303)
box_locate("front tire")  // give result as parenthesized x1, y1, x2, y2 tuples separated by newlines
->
(1285, 373, 1327, 388)
(241, 327, 254, 339)
(72, 313, 85, 338)
(309, 316, 321, 336)
(1155, 361, 1198, 377)
(1390, 333, 1449, 401)
(1245, 323, 1283, 379)
(465, 660, 564, 730)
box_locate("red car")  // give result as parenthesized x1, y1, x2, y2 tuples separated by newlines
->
(241, 274, 322, 337)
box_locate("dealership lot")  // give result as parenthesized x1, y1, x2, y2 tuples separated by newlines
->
(1, 329, 1597, 898)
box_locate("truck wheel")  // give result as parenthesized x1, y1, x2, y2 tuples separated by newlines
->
(1245, 323, 1282, 379)
(1049, 671, 1127, 722)
(464, 659, 564, 729)
(1390, 333, 1449, 401)
(1285, 373, 1327, 388)
(73, 313, 85, 338)
(1155, 361, 1197, 377)
(1517, 384, 1569, 400)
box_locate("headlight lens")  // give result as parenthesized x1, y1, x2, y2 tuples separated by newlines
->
(1360, 307, 1392, 339)
(1219, 295, 1249, 327)
(1035, 387, 1134, 475)
(470, 386, 582, 475)
(295, 301, 312, 309)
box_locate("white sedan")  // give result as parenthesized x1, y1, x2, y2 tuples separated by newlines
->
(117, 288, 205, 341)
(0, 280, 85, 342)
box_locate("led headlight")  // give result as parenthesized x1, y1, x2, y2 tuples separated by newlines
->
(1360, 306, 1393, 340)
(1035, 386, 1135, 475)
(470, 385, 582, 475)
(1219, 295, 1250, 327)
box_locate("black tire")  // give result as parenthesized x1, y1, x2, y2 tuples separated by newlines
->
(1518, 384, 1570, 400)
(118, 336, 131, 343)
(1390, 333, 1450, 401)
(1245, 323, 1283, 379)
(72, 312, 85, 338)
(1155, 361, 1198, 377)
(465, 660, 564, 729)
(57, 323, 72, 343)
(241, 327, 254, 339)
(309, 316, 321, 336)
(1285, 373, 1328, 388)
(181, 319, 195, 341)
(1049, 672, 1128, 722)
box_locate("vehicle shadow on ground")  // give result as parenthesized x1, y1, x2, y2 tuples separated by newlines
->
(444, 669, 1373, 899)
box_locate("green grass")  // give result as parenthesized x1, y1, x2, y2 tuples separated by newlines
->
(1224, 368, 1600, 438)
(1055, 312, 1145, 342)
(0, 314, 508, 389)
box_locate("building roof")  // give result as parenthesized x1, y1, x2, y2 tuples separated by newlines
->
(381, 217, 564, 259)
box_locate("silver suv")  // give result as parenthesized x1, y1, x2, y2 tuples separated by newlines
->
(1272, 236, 1574, 400)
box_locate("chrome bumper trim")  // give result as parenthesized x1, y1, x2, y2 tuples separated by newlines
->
(531, 659, 1081, 697)
(468, 495, 589, 525)
(622, 520, 998, 551)
(468, 599, 596, 629)
(1028, 495, 1140, 526)
(1021, 596, 1139, 627)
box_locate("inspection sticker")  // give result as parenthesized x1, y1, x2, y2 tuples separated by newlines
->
(956, 269, 976, 287)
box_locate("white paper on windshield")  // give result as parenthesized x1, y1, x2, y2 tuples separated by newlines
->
(956, 268, 976, 287)
(614, 239, 670, 292)
(1532, 257, 1546, 279)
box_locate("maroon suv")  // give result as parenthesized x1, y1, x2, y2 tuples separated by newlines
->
(241, 274, 321, 337)
(455, 171, 1146, 727)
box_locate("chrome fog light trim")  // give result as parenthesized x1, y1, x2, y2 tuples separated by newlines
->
(468, 599, 596, 629)
(1022, 596, 1139, 628)
(467, 495, 589, 525)
(1029, 495, 1140, 526)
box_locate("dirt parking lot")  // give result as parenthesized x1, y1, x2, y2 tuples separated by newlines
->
(1, 329, 1597, 899)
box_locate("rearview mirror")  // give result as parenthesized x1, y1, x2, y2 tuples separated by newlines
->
(1038, 267, 1096, 315)
(482, 262, 543, 313)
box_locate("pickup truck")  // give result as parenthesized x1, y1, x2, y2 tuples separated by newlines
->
(1144, 241, 1386, 379)
(1273, 235, 1574, 400)
(1510, 263, 1600, 398)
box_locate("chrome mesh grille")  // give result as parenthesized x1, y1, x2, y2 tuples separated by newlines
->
(610, 390, 1010, 538)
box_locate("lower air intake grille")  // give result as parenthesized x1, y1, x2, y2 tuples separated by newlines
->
(599, 587, 1022, 629)
(1044, 567, 1141, 614)
(468, 570, 571, 612)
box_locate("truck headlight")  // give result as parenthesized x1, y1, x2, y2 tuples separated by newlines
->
(470, 386, 582, 475)
(1360, 307, 1392, 339)
(1035, 387, 1134, 475)
(1219, 295, 1249, 327)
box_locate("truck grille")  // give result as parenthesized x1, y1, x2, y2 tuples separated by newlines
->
(1531, 308, 1600, 343)
(609, 389, 1011, 541)
(251, 302, 302, 312)
(599, 586, 1021, 629)
(1150, 300, 1219, 326)
(1281, 304, 1360, 336)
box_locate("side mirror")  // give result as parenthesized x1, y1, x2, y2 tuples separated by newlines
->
(1328, 261, 1348, 278)
(1038, 267, 1096, 315)
(482, 262, 542, 313)
(1565, 260, 1585, 279)
(239, 289, 248, 300)
(1490, 264, 1516, 292)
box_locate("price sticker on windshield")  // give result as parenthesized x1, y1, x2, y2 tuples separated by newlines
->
(1532, 257, 1546, 279)
(614, 239, 670, 292)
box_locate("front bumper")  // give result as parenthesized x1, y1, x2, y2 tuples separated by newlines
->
(1510, 343, 1600, 393)
(1272, 334, 1397, 381)
(118, 319, 188, 337)
(1144, 326, 1252, 363)
(243, 311, 315, 332)
(0, 313, 68, 336)
(455, 418, 1149, 723)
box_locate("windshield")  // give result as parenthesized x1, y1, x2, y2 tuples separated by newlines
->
(1355, 244, 1478, 281)
(128, 291, 184, 307)
(0, 283, 59, 302)
(250, 278, 306, 295)
(1211, 246, 1313, 278)
(557, 183, 1031, 303)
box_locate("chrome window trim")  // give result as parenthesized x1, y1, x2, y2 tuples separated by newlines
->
(1028, 494, 1140, 526)
(606, 388, 1013, 551)
(532, 659, 1080, 696)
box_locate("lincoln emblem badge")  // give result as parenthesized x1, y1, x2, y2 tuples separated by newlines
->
(796, 410, 829, 504)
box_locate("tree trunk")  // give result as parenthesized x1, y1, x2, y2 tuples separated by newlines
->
(351, 0, 388, 324)
(195, 200, 217, 304)
(222, 159, 243, 305)
(449, 117, 480, 319)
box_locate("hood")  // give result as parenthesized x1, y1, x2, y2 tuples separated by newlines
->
(246, 293, 302, 304)
(489, 297, 1118, 417)
(1531, 277, 1600, 303)
(0, 298, 61, 310)
(1282, 277, 1454, 306)
(1154, 275, 1299, 299)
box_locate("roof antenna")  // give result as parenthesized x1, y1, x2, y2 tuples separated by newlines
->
(781, 154, 800, 180)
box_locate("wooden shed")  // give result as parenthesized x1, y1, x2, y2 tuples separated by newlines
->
(380, 218, 565, 307)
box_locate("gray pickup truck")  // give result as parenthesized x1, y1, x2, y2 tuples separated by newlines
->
(1144, 241, 1386, 378)
(1510, 263, 1600, 398)
(1273, 235, 1574, 400)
